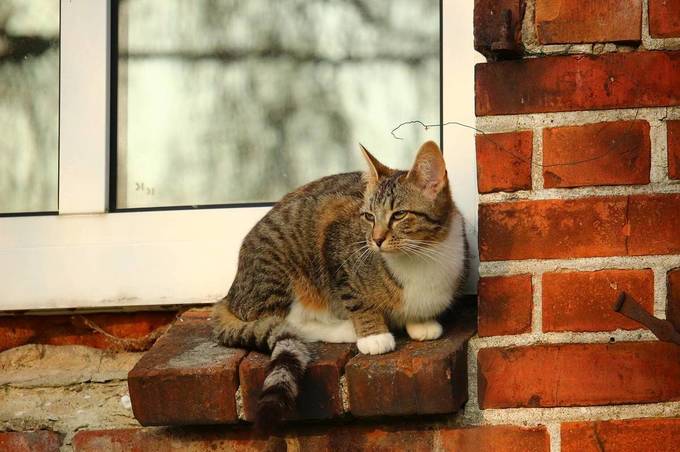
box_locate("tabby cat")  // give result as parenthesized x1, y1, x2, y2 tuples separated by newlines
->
(212, 140, 467, 427)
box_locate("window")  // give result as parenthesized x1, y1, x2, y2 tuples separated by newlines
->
(0, 0, 59, 214)
(114, 0, 441, 208)
(0, 0, 479, 311)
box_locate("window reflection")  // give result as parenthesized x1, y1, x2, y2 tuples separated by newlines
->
(0, 0, 59, 214)
(116, 0, 440, 208)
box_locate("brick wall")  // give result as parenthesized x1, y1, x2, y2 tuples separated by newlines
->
(472, 0, 680, 450)
(0, 311, 178, 352)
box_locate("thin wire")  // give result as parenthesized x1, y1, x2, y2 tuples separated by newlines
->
(390, 109, 645, 170)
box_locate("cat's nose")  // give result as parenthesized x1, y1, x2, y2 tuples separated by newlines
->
(374, 237, 385, 247)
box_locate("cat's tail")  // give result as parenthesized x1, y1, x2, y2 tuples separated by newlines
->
(211, 300, 310, 432)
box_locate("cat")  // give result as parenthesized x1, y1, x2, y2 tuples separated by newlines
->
(212, 140, 467, 427)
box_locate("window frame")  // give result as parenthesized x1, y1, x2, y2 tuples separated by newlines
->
(0, 0, 479, 312)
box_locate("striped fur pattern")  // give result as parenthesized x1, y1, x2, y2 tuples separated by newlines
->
(212, 141, 467, 428)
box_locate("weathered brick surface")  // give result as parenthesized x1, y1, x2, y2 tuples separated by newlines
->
(478, 274, 533, 337)
(627, 194, 680, 256)
(561, 418, 680, 452)
(478, 342, 680, 408)
(473, 0, 680, 437)
(72, 424, 549, 452)
(668, 120, 680, 180)
(127, 318, 246, 426)
(297, 425, 436, 451)
(542, 269, 654, 332)
(474, 0, 525, 59)
(345, 302, 476, 417)
(542, 121, 651, 188)
(0, 311, 177, 352)
(649, 0, 680, 38)
(476, 51, 680, 116)
(73, 427, 283, 452)
(179, 307, 212, 320)
(476, 131, 532, 193)
(121, 301, 476, 426)
(669, 268, 680, 333)
(303, 424, 547, 452)
(439, 425, 550, 452)
(479, 197, 628, 261)
(535, 0, 642, 44)
(239, 343, 354, 421)
(0, 431, 61, 452)
(479, 194, 680, 261)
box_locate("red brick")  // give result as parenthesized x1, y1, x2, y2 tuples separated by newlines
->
(127, 318, 246, 426)
(478, 342, 680, 408)
(650, 0, 680, 38)
(542, 121, 651, 188)
(0, 311, 177, 352)
(0, 431, 61, 452)
(542, 269, 654, 332)
(535, 0, 641, 44)
(298, 425, 436, 451)
(476, 131, 532, 193)
(478, 197, 628, 261)
(439, 425, 550, 452)
(478, 275, 533, 337)
(72, 424, 549, 452)
(179, 307, 211, 320)
(474, 0, 526, 59)
(628, 194, 680, 256)
(476, 51, 680, 116)
(294, 425, 547, 452)
(669, 268, 680, 333)
(73, 427, 283, 452)
(668, 120, 680, 180)
(562, 418, 680, 452)
(345, 302, 476, 417)
(479, 194, 680, 261)
(239, 343, 354, 421)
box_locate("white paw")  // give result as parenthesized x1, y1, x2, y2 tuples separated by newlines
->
(356, 332, 396, 355)
(406, 320, 443, 341)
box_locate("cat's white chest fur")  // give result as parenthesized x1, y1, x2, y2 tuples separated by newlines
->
(384, 213, 466, 324)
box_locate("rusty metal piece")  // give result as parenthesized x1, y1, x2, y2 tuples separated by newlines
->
(474, 0, 526, 61)
(613, 291, 680, 345)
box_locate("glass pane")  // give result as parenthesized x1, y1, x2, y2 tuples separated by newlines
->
(0, 0, 59, 214)
(116, 0, 440, 208)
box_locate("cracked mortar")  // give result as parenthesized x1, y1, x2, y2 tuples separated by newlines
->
(521, 0, 680, 55)
(0, 344, 143, 451)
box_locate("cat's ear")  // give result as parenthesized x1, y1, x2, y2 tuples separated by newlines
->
(407, 141, 447, 200)
(360, 144, 391, 182)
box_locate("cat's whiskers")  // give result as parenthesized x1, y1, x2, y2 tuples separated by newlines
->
(405, 237, 456, 250)
(403, 247, 436, 264)
(403, 239, 456, 261)
(334, 242, 370, 276)
(399, 247, 419, 260)
(398, 242, 440, 263)
(401, 239, 445, 255)
(398, 242, 451, 272)
(350, 246, 373, 275)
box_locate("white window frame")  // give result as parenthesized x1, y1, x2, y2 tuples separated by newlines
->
(0, 0, 480, 312)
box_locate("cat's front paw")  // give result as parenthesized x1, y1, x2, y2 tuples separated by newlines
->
(356, 332, 396, 355)
(406, 320, 443, 341)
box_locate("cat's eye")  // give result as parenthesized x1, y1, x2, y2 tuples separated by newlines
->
(391, 210, 408, 221)
(362, 212, 375, 222)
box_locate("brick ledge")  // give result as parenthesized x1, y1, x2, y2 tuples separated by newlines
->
(72, 422, 549, 452)
(128, 299, 477, 426)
